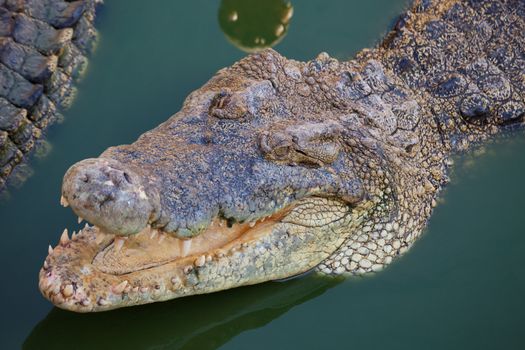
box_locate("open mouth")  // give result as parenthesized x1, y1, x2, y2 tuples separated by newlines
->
(39, 153, 364, 312)
(39, 197, 350, 312)
(92, 207, 291, 275)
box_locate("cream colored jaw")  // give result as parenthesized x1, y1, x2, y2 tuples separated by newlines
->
(40, 206, 287, 311)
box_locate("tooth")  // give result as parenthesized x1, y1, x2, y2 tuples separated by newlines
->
(59, 229, 69, 245)
(219, 221, 224, 227)
(183, 266, 193, 274)
(132, 286, 139, 292)
(181, 239, 192, 256)
(48, 245, 53, 255)
(60, 195, 69, 207)
(98, 298, 108, 306)
(150, 230, 158, 240)
(72, 231, 77, 240)
(112, 280, 128, 294)
(81, 299, 91, 306)
(140, 287, 149, 293)
(43, 260, 49, 269)
(62, 284, 74, 297)
(84, 223, 90, 230)
(114, 237, 126, 252)
(260, 217, 265, 222)
(77, 216, 83, 224)
(194, 255, 205, 267)
(158, 232, 165, 243)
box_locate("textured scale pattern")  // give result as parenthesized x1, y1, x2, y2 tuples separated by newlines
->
(38, 0, 525, 311)
(0, 0, 99, 190)
(319, 0, 525, 274)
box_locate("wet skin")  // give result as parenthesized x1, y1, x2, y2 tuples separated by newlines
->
(39, 0, 525, 311)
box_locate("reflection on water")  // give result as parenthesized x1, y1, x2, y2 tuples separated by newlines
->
(24, 275, 340, 350)
(218, 0, 293, 52)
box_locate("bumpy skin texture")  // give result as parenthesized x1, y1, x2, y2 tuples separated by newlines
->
(40, 0, 525, 312)
(0, 0, 99, 190)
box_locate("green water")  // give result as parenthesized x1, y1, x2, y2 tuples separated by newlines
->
(1, 1, 524, 349)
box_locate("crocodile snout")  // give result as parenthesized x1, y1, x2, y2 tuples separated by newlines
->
(62, 158, 161, 236)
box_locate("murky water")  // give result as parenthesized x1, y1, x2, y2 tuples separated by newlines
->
(1, 1, 524, 349)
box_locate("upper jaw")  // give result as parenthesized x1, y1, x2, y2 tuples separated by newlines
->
(61, 158, 162, 236)
(39, 197, 358, 312)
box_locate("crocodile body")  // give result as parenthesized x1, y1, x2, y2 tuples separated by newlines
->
(40, 0, 525, 312)
(0, 0, 99, 190)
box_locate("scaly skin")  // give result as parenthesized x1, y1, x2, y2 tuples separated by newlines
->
(39, 0, 525, 312)
(0, 0, 99, 191)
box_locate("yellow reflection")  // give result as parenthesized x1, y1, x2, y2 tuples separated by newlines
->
(218, 0, 294, 53)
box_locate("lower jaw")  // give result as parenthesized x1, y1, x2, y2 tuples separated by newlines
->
(39, 217, 284, 312)
(39, 199, 356, 312)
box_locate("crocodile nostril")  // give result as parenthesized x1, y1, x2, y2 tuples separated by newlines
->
(123, 172, 132, 184)
(62, 158, 161, 236)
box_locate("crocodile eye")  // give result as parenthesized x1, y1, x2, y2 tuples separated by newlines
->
(209, 92, 231, 117)
(209, 91, 247, 119)
(259, 121, 343, 166)
(211, 92, 230, 110)
(259, 131, 291, 160)
(273, 145, 291, 159)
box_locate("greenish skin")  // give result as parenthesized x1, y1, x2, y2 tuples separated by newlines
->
(40, 0, 525, 312)
(0, 0, 99, 191)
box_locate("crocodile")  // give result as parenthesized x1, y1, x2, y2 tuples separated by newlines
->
(39, 0, 525, 312)
(0, 0, 99, 191)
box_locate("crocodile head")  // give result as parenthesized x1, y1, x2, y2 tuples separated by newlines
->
(39, 50, 392, 312)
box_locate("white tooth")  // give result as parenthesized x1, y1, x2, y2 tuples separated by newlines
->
(81, 299, 91, 306)
(194, 255, 205, 267)
(59, 229, 69, 245)
(77, 216, 83, 224)
(48, 245, 53, 255)
(112, 280, 128, 294)
(150, 230, 158, 240)
(72, 231, 77, 240)
(249, 221, 256, 228)
(181, 239, 192, 257)
(158, 232, 165, 243)
(219, 221, 224, 227)
(43, 260, 49, 269)
(84, 223, 90, 230)
(260, 217, 265, 222)
(62, 284, 74, 297)
(98, 298, 108, 306)
(114, 237, 126, 252)
(60, 195, 69, 207)
(140, 287, 149, 293)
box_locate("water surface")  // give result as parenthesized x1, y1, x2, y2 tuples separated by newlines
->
(1, 1, 524, 349)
